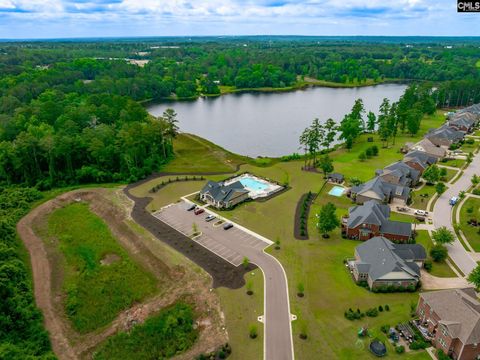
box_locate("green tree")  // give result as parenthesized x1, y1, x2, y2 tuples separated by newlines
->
(472, 174, 480, 186)
(323, 118, 338, 149)
(468, 264, 480, 289)
(430, 244, 448, 262)
(436, 182, 446, 195)
(432, 226, 455, 245)
(317, 202, 340, 238)
(366, 111, 376, 132)
(318, 155, 334, 178)
(423, 165, 440, 184)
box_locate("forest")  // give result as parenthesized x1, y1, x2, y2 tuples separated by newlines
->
(0, 37, 479, 359)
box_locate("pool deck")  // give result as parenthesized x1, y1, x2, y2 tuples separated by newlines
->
(224, 173, 283, 199)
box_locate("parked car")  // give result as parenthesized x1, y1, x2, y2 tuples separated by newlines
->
(415, 216, 425, 222)
(186, 204, 197, 211)
(414, 210, 428, 216)
(449, 196, 458, 206)
(194, 208, 205, 215)
(223, 223, 233, 230)
(205, 214, 216, 222)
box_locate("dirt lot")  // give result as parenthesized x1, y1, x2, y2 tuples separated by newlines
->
(17, 188, 228, 360)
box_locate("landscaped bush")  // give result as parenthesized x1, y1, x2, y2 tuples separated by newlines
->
(366, 307, 379, 317)
(380, 324, 390, 333)
(424, 259, 433, 271)
(280, 153, 301, 162)
(409, 340, 429, 350)
(465, 138, 475, 145)
(385, 304, 390, 311)
(378, 305, 384, 312)
(395, 345, 405, 354)
(473, 188, 480, 196)
(437, 349, 452, 360)
(149, 175, 204, 193)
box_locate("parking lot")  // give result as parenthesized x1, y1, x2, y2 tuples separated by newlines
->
(154, 201, 269, 267)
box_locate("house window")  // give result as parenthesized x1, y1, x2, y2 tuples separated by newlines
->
(441, 326, 448, 337)
(439, 337, 447, 348)
(419, 308, 425, 316)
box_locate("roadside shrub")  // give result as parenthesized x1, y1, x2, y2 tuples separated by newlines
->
(366, 308, 378, 317)
(473, 188, 480, 196)
(385, 305, 390, 311)
(395, 345, 405, 354)
(249, 325, 258, 339)
(437, 349, 452, 360)
(378, 305, 384, 312)
(358, 152, 367, 161)
(380, 324, 390, 333)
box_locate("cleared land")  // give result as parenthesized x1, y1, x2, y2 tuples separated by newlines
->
(18, 188, 228, 360)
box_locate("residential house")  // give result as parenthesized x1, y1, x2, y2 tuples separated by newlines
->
(342, 200, 412, 242)
(417, 288, 480, 360)
(376, 161, 421, 187)
(350, 176, 410, 205)
(457, 103, 480, 117)
(350, 236, 426, 290)
(448, 114, 477, 133)
(199, 180, 249, 209)
(404, 138, 447, 159)
(403, 150, 438, 174)
(425, 125, 465, 148)
(327, 173, 344, 184)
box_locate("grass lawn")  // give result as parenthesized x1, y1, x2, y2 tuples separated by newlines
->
(460, 141, 479, 154)
(46, 202, 157, 333)
(414, 230, 456, 278)
(439, 168, 459, 183)
(389, 211, 416, 222)
(216, 269, 265, 360)
(410, 184, 436, 211)
(94, 302, 198, 360)
(458, 197, 480, 252)
(440, 158, 466, 168)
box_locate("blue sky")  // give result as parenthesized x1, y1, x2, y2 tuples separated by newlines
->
(0, 0, 478, 39)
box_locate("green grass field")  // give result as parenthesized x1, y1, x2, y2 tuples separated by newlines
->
(410, 185, 436, 211)
(94, 302, 197, 360)
(47, 202, 157, 333)
(414, 230, 456, 278)
(440, 158, 466, 168)
(458, 197, 480, 252)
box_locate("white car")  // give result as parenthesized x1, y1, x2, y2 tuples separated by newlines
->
(414, 210, 427, 216)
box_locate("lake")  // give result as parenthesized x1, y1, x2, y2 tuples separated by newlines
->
(147, 84, 407, 157)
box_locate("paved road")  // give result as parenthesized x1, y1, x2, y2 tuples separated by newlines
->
(433, 156, 479, 276)
(155, 202, 294, 360)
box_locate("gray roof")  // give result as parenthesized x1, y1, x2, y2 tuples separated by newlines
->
(200, 180, 249, 203)
(404, 150, 438, 169)
(354, 236, 425, 281)
(449, 116, 476, 129)
(408, 138, 447, 158)
(347, 200, 412, 237)
(378, 161, 421, 186)
(426, 124, 465, 143)
(351, 176, 410, 201)
(328, 172, 344, 180)
(421, 288, 480, 345)
(458, 104, 480, 116)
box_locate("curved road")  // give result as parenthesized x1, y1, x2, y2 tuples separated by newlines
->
(151, 201, 294, 360)
(433, 155, 479, 276)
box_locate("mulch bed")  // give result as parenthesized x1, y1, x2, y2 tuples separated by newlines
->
(124, 175, 256, 290)
(293, 192, 316, 240)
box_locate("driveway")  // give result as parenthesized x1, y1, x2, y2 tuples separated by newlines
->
(154, 201, 294, 360)
(433, 156, 479, 276)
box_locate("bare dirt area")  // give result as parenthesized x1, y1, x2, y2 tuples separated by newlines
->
(17, 188, 228, 360)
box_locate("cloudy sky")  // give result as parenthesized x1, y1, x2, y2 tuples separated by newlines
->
(0, 0, 478, 39)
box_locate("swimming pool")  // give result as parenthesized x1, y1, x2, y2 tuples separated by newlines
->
(239, 177, 269, 191)
(223, 173, 283, 199)
(328, 186, 345, 197)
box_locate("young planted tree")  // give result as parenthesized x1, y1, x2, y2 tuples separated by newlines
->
(472, 174, 480, 186)
(242, 257, 250, 269)
(249, 325, 258, 339)
(246, 280, 254, 296)
(377, 98, 391, 147)
(317, 202, 340, 238)
(297, 282, 305, 297)
(432, 226, 455, 245)
(318, 155, 334, 178)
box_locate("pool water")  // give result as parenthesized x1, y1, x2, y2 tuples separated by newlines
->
(328, 186, 345, 197)
(239, 177, 269, 191)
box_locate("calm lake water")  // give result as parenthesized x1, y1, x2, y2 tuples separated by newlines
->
(147, 84, 407, 157)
